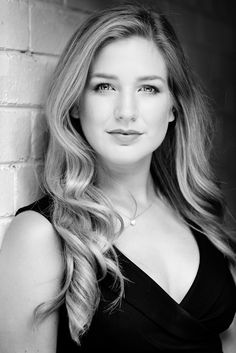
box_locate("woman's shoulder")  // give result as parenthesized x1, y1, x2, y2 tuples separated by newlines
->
(12, 194, 59, 257)
(15, 194, 53, 222)
(0, 196, 63, 352)
(4, 194, 63, 279)
(2, 194, 63, 288)
(13, 195, 62, 259)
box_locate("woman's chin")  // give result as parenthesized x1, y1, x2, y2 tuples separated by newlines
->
(99, 153, 152, 169)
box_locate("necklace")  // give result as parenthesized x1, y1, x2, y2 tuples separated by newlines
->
(119, 194, 153, 227)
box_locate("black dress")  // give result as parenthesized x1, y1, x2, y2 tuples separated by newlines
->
(16, 196, 236, 353)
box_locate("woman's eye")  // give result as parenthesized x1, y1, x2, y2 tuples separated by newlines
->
(94, 83, 114, 92)
(140, 86, 159, 94)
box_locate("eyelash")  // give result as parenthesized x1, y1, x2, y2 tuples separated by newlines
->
(141, 85, 159, 94)
(93, 83, 159, 94)
(94, 83, 114, 92)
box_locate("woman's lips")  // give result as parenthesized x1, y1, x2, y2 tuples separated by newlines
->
(107, 130, 143, 144)
(107, 129, 143, 135)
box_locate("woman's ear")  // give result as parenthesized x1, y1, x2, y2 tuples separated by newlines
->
(169, 106, 176, 122)
(70, 105, 80, 119)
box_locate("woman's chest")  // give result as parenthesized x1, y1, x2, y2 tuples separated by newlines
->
(115, 216, 200, 304)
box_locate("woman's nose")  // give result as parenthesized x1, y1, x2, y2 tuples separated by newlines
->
(114, 92, 137, 122)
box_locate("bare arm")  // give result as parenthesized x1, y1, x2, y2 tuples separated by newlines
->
(0, 211, 64, 353)
(221, 315, 236, 353)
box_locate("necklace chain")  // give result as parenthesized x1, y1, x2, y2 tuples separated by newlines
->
(119, 194, 153, 226)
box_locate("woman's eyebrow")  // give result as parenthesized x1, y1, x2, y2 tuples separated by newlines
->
(90, 73, 166, 83)
(90, 73, 117, 80)
(137, 75, 165, 82)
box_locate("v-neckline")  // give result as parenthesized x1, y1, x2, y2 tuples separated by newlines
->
(114, 227, 203, 307)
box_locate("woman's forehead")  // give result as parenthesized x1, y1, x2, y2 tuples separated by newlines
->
(89, 36, 168, 81)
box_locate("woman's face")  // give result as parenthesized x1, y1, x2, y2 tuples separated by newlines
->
(79, 36, 174, 167)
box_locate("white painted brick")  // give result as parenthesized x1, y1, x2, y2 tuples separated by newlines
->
(0, 218, 12, 248)
(0, 52, 58, 105)
(15, 164, 43, 211)
(0, 0, 29, 51)
(30, 1, 86, 55)
(31, 110, 49, 160)
(0, 108, 31, 162)
(0, 167, 14, 216)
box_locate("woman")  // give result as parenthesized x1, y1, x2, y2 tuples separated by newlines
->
(0, 3, 235, 353)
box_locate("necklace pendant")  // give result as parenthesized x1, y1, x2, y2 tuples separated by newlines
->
(130, 219, 136, 226)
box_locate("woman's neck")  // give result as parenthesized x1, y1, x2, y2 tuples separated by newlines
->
(97, 158, 156, 207)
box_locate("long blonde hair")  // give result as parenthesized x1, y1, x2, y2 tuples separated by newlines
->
(39, 3, 235, 344)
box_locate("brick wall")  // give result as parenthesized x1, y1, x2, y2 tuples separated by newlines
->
(0, 0, 89, 245)
(1, 0, 235, 244)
